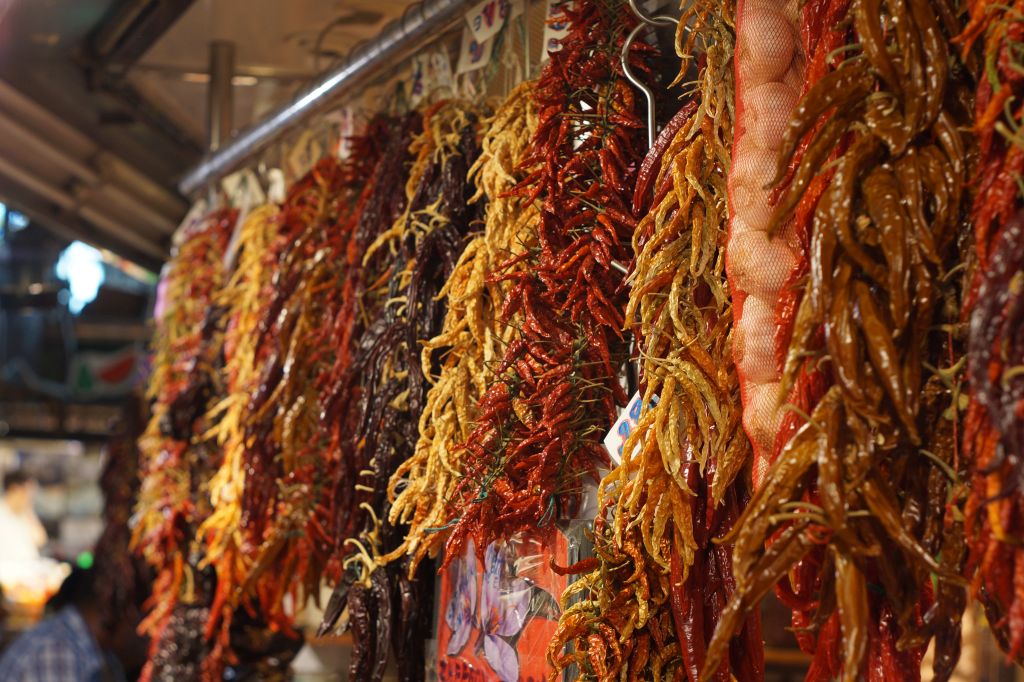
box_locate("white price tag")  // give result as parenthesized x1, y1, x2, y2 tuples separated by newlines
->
(464, 0, 524, 43)
(325, 107, 356, 160)
(409, 54, 428, 107)
(541, 0, 572, 60)
(456, 25, 494, 74)
(430, 49, 455, 94)
(266, 168, 286, 205)
(603, 391, 658, 466)
(409, 49, 454, 106)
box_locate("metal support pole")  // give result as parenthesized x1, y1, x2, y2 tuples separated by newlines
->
(179, 0, 474, 195)
(207, 40, 235, 152)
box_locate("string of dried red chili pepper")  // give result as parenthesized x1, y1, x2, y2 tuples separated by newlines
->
(135, 208, 234, 681)
(442, 0, 653, 566)
(959, 0, 1024, 662)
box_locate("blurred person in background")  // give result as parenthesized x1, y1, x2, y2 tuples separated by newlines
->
(0, 470, 46, 561)
(0, 567, 126, 681)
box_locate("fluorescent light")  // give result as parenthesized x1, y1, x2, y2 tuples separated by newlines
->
(180, 73, 260, 87)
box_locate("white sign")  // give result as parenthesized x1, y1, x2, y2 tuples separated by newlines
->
(603, 391, 658, 466)
(456, 25, 494, 74)
(409, 49, 455, 106)
(464, 0, 524, 43)
(541, 0, 572, 60)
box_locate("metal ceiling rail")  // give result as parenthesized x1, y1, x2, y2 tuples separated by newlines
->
(178, 0, 475, 196)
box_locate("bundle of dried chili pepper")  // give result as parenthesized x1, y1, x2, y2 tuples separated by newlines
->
(142, 121, 387, 679)
(386, 82, 540, 575)
(197, 202, 281, 650)
(319, 112, 422, 548)
(958, 0, 1024, 661)
(731, 0, 849, 670)
(548, 3, 764, 679)
(704, 1, 975, 680)
(134, 208, 234, 681)
(441, 0, 653, 565)
(199, 150, 378, 657)
(319, 102, 482, 682)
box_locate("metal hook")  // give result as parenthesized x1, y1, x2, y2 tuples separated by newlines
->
(620, 2, 679, 149)
(619, 2, 680, 395)
(628, 0, 678, 28)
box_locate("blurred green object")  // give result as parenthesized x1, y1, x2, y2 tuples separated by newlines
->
(76, 552, 93, 569)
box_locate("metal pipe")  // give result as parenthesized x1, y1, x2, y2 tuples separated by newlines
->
(179, 0, 474, 195)
(207, 41, 236, 152)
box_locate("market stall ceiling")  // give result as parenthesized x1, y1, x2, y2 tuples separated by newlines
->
(131, 0, 413, 144)
(0, 0, 413, 268)
(0, 0, 192, 267)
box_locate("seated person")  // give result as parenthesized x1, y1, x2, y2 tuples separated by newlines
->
(0, 567, 125, 682)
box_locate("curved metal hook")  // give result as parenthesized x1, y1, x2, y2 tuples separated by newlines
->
(628, 0, 678, 28)
(620, 2, 681, 395)
(621, 24, 657, 149)
(621, 2, 680, 149)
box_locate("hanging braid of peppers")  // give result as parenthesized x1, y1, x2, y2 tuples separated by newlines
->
(959, 0, 1024, 662)
(197, 147, 380, 656)
(135, 209, 234, 681)
(548, 3, 763, 680)
(386, 83, 540, 575)
(197, 203, 280, 654)
(442, 0, 653, 564)
(319, 113, 423, 550)
(747, 0, 852, 671)
(317, 102, 483, 682)
(704, 1, 975, 681)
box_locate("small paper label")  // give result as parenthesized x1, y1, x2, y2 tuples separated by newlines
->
(325, 107, 356, 160)
(456, 24, 494, 74)
(603, 391, 658, 466)
(409, 54, 426, 106)
(410, 49, 454, 106)
(464, 0, 524, 43)
(221, 169, 266, 270)
(266, 168, 286, 205)
(541, 0, 572, 60)
(430, 49, 455, 94)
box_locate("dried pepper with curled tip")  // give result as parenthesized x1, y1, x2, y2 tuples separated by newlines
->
(704, 1, 975, 681)
(201, 152, 375, 655)
(548, 2, 762, 679)
(959, 0, 1024, 662)
(442, 0, 653, 566)
(134, 208, 234, 681)
(319, 101, 483, 681)
(386, 82, 540, 575)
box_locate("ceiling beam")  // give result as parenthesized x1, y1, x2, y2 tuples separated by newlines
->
(90, 0, 199, 70)
(0, 176, 165, 272)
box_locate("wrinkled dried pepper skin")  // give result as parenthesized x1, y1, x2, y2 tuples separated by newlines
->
(442, 0, 651, 567)
(549, 1, 763, 678)
(705, 0, 976, 679)
(959, 0, 1024, 661)
(136, 210, 235, 682)
(317, 104, 482, 680)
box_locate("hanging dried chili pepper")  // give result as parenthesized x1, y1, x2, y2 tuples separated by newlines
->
(442, 0, 653, 566)
(386, 82, 540, 574)
(319, 101, 483, 682)
(959, 0, 1024, 662)
(134, 208, 234, 681)
(549, 2, 762, 678)
(704, 1, 975, 680)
